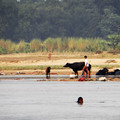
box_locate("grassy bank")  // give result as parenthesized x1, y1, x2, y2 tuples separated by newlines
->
(0, 65, 64, 70)
(0, 64, 120, 71)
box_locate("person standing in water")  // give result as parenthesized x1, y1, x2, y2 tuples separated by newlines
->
(82, 56, 89, 76)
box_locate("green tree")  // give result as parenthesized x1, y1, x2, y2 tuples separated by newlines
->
(107, 34, 120, 51)
(98, 9, 120, 38)
(0, 0, 18, 41)
(1, 0, 120, 42)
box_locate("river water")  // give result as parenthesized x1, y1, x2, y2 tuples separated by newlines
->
(0, 80, 120, 120)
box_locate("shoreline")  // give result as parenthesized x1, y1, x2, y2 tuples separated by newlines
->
(0, 52, 120, 81)
(0, 69, 120, 81)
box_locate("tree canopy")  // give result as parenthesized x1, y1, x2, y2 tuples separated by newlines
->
(0, 0, 120, 42)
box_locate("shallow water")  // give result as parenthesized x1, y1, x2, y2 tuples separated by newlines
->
(0, 75, 120, 80)
(0, 80, 120, 120)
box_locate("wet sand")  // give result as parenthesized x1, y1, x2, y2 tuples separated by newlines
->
(0, 69, 119, 81)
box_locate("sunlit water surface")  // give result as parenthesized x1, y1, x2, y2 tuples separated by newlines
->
(0, 80, 120, 120)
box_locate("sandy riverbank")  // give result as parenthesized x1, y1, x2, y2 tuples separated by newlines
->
(0, 52, 120, 81)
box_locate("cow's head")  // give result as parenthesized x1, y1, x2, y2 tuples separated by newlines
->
(114, 69, 119, 73)
(64, 63, 71, 67)
(103, 68, 108, 73)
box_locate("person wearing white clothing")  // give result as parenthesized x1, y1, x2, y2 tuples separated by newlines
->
(85, 58, 89, 67)
(82, 56, 89, 76)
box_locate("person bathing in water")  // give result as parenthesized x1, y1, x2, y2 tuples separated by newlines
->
(77, 97, 83, 105)
(82, 56, 89, 77)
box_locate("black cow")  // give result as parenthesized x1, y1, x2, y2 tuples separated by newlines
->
(96, 68, 108, 75)
(115, 71, 120, 75)
(106, 69, 120, 75)
(64, 62, 91, 77)
(106, 71, 115, 75)
(114, 69, 120, 75)
(96, 68, 120, 76)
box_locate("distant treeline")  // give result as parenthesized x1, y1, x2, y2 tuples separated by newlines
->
(1, 37, 119, 54)
(0, 0, 120, 42)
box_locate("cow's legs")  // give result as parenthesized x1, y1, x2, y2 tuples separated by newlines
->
(73, 70, 78, 78)
(75, 71, 78, 78)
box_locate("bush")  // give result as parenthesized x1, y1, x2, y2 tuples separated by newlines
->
(0, 47, 5, 54)
(0, 37, 115, 54)
(16, 40, 30, 53)
(30, 39, 42, 52)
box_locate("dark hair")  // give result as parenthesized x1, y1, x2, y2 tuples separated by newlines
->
(84, 56, 87, 58)
(77, 97, 83, 104)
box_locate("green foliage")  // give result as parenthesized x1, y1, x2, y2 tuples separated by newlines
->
(16, 40, 30, 53)
(0, 37, 111, 54)
(0, 0, 18, 40)
(107, 34, 120, 50)
(0, 39, 16, 54)
(98, 9, 120, 38)
(0, 47, 5, 54)
(30, 39, 42, 52)
(44, 37, 62, 52)
(43, 37, 109, 52)
(0, 0, 120, 42)
(117, 43, 120, 51)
